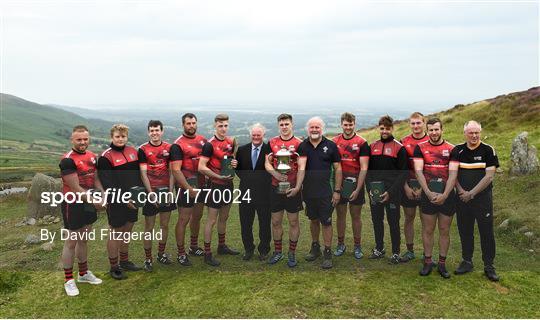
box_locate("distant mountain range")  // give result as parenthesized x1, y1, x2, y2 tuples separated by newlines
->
(2, 88, 538, 152)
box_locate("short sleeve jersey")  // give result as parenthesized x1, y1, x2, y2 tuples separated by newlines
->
(332, 133, 370, 178)
(450, 142, 499, 196)
(59, 149, 97, 194)
(400, 133, 429, 180)
(170, 134, 208, 186)
(138, 141, 172, 188)
(297, 136, 341, 198)
(268, 135, 303, 187)
(413, 140, 457, 183)
(201, 135, 235, 185)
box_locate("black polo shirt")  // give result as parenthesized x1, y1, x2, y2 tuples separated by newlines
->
(450, 142, 499, 199)
(297, 136, 341, 199)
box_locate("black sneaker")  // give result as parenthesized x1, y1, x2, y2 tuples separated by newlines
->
(157, 252, 173, 265)
(454, 260, 474, 275)
(204, 254, 221, 267)
(143, 259, 153, 272)
(258, 252, 269, 261)
(419, 262, 435, 276)
(388, 253, 400, 265)
(242, 250, 254, 261)
(484, 266, 500, 282)
(368, 248, 386, 259)
(437, 264, 451, 279)
(177, 254, 192, 266)
(189, 246, 205, 256)
(217, 244, 240, 255)
(109, 266, 127, 280)
(119, 260, 142, 271)
(305, 242, 322, 261)
(321, 248, 333, 269)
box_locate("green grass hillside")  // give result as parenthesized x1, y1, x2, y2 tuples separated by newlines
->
(0, 89, 539, 318)
(357, 87, 540, 170)
(0, 93, 92, 146)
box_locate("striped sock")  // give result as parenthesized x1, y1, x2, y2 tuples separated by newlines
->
(424, 255, 432, 264)
(78, 261, 88, 276)
(119, 251, 129, 263)
(439, 255, 446, 265)
(177, 243, 186, 256)
(64, 267, 74, 282)
(274, 239, 282, 253)
(354, 237, 361, 246)
(144, 248, 152, 261)
(407, 243, 414, 252)
(158, 242, 166, 255)
(190, 235, 198, 248)
(204, 242, 211, 256)
(108, 256, 118, 268)
(338, 236, 345, 245)
(218, 233, 226, 247)
(289, 240, 297, 253)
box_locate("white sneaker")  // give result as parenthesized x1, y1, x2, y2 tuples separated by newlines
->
(77, 271, 103, 285)
(64, 279, 79, 296)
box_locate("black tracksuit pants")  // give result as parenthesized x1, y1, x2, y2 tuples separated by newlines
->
(456, 195, 496, 267)
(370, 200, 401, 254)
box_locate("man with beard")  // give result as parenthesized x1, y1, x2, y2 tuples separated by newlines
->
(399, 112, 429, 262)
(265, 114, 304, 267)
(170, 113, 208, 266)
(332, 112, 369, 259)
(139, 120, 176, 272)
(366, 115, 408, 264)
(452, 120, 500, 281)
(59, 125, 103, 296)
(98, 124, 143, 280)
(297, 116, 342, 269)
(198, 113, 240, 266)
(414, 118, 458, 278)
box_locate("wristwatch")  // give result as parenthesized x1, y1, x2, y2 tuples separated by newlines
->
(334, 189, 342, 194)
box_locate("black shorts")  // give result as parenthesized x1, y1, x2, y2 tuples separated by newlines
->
(107, 203, 138, 228)
(270, 186, 303, 213)
(61, 202, 97, 230)
(305, 196, 334, 226)
(176, 187, 208, 208)
(420, 191, 456, 216)
(401, 192, 421, 208)
(338, 187, 365, 206)
(142, 201, 177, 216)
(206, 182, 234, 209)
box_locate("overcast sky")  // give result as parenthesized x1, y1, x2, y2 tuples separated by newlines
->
(1, 0, 538, 111)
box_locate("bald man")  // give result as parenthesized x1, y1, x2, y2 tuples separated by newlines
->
(450, 120, 500, 281)
(297, 116, 342, 269)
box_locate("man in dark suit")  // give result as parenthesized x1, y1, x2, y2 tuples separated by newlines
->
(235, 123, 272, 261)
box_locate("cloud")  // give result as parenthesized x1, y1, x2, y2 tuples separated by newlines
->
(1, 0, 537, 108)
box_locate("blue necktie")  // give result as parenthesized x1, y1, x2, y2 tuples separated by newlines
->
(252, 147, 259, 170)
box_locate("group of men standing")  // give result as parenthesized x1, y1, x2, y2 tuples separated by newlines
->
(58, 111, 500, 297)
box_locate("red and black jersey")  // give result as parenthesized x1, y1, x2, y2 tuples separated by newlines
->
(332, 133, 370, 178)
(97, 144, 142, 195)
(366, 136, 408, 199)
(201, 135, 235, 185)
(170, 134, 208, 187)
(400, 133, 429, 179)
(413, 140, 457, 183)
(59, 149, 97, 194)
(268, 135, 302, 187)
(138, 141, 172, 188)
